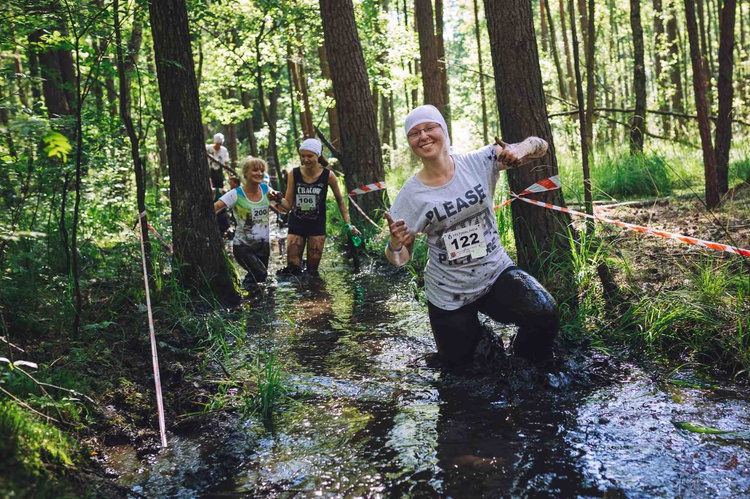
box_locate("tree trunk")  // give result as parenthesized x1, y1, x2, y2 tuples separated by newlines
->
(652, 0, 670, 134)
(540, 0, 549, 53)
(558, 0, 576, 103)
(435, 0, 451, 134)
(318, 44, 341, 150)
(685, 0, 720, 208)
(666, 0, 684, 132)
(569, 0, 593, 231)
(289, 37, 314, 138)
(484, 0, 572, 272)
(584, 0, 596, 153)
(240, 90, 259, 157)
(115, 0, 151, 277)
(545, 0, 569, 101)
(630, 0, 646, 154)
(415, 0, 446, 115)
(319, 0, 387, 220)
(473, 0, 490, 143)
(149, 0, 239, 304)
(714, 0, 735, 195)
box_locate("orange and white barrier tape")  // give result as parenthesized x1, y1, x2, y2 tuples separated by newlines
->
(497, 177, 749, 258)
(136, 212, 168, 448)
(349, 181, 387, 197)
(348, 181, 388, 230)
(138, 211, 174, 254)
(514, 194, 750, 257)
(495, 175, 562, 209)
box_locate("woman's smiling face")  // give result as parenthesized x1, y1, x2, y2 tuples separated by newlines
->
(407, 122, 445, 160)
(245, 163, 265, 185)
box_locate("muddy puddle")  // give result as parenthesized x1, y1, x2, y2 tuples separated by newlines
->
(107, 229, 750, 497)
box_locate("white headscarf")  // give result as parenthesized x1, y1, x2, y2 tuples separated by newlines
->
(404, 105, 450, 151)
(299, 138, 323, 157)
(213, 133, 225, 144)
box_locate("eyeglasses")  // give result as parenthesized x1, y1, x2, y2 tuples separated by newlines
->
(407, 124, 440, 140)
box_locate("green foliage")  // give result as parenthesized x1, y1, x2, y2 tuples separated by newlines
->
(593, 153, 673, 199)
(42, 132, 72, 163)
(0, 402, 82, 498)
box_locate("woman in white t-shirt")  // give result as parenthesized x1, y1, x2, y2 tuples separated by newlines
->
(214, 156, 280, 290)
(385, 105, 559, 367)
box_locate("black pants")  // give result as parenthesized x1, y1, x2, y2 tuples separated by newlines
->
(233, 243, 270, 285)
(427, 267, 559, 366)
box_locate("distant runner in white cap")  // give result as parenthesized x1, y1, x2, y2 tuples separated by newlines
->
(206, 132, 230, 192)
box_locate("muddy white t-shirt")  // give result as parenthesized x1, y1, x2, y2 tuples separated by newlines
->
(390, 145, 514, 310)
(219, 185, 270, 248)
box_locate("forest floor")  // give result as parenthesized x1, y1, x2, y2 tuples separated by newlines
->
(587, 184, 750, 292)
(7, 184, 750, 497)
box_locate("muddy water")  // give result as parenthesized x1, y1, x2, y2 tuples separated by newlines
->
(110, 236, 750, 497)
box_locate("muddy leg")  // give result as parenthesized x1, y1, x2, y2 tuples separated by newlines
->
(285, 234, 306, 270)
(305, 235, 326, 274)
(480, 267, 559, 361)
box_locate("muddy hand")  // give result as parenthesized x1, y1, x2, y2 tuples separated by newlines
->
(494, 136, 522, 170)
(384, 212, 413, 249)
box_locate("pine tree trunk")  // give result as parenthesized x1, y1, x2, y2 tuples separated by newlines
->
(149, 0, 239, 304)
(666, 0, 684, 132)
(558, 0, 576, 103)
(545, 0, 569, 101)
(415, 0, 446, 114)
(630, 0, 646, 154)
(540, 0, 549, 53)
(484, 0, 572, 272)
(685, 0, 720, 208)
(318, 0, 387, 220)
(435, 0, 451, 134)
(240, 90, 259, 157)
(584, 0, 596, 153)
(473, 0, 490, 143)
(714, 0, 735, 195)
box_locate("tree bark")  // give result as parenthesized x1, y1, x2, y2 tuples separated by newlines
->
(318, 44, 341, 150)
(630, 0, 647, 154)
(473, 0, 489, 143)
(149, 0, 239, 304)
(558, 0, 576, 103)
(240, 90, 258, 157)
(666, 0, 684, 131)
(415, 0, 446, 115)
(685, 0, 720, 208)
(545, 0, 569, 101)
(435, 0, 451, 134)
(714, 0, 735, 194)
(319, 0, 387, 220)
(484, 0, 572, 272)
(584, 0, 596, 153)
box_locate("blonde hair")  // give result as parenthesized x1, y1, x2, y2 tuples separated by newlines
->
(240, 156, 267, 180)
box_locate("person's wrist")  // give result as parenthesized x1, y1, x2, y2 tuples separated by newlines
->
(387, 240, 402, 252)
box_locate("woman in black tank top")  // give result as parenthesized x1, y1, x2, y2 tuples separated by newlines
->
(274, 138, 360, 277)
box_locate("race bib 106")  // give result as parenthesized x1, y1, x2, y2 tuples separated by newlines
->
(296, 194, 317, 211)
(442, 223, 487, 261)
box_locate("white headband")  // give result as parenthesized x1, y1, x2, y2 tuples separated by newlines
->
(404, 105, 450, 151)
(299, 138, 322, 157)
(213, 133, 224, 144)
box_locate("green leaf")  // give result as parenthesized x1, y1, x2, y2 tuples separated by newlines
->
(672, 421, 732, 434)
(42, 132, 72, 163)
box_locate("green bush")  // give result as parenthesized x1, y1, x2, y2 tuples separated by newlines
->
(594, 153, 673, 198)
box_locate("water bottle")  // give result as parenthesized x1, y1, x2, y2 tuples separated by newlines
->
(345, 223, 363, 247)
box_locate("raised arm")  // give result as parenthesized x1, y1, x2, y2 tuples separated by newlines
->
(494, 136, 548, 170)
